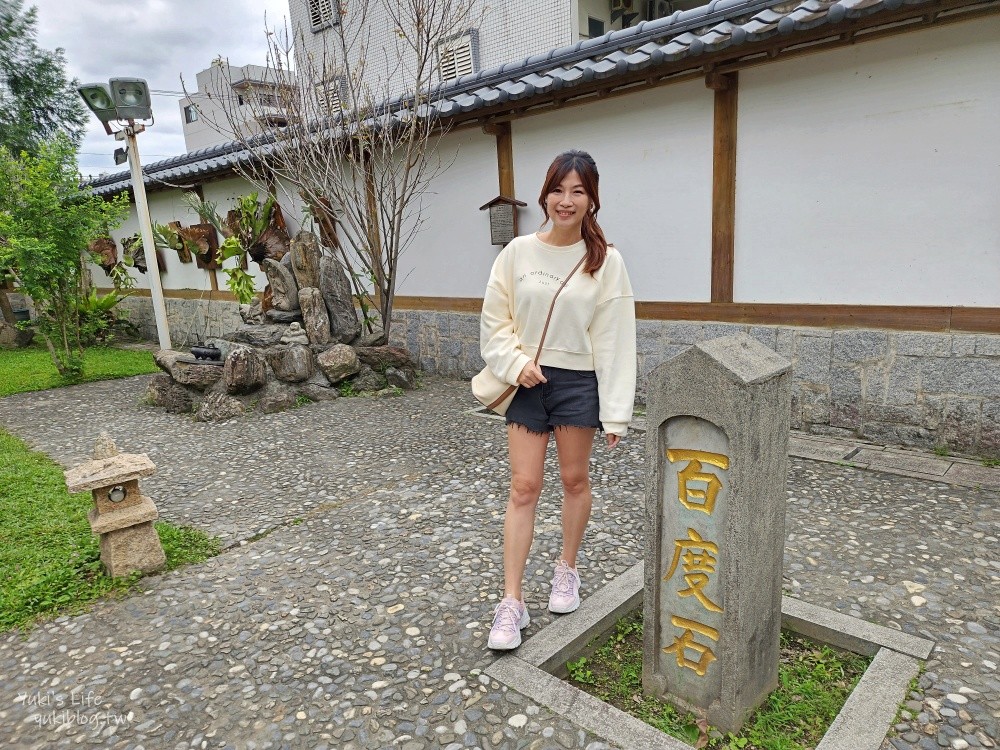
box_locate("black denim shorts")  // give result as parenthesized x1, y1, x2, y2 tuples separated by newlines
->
(506, 365, 601, 434)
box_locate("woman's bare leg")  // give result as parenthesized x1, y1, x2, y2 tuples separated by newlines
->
(552, 426, 597, 568)
(503, 425, 550, 600)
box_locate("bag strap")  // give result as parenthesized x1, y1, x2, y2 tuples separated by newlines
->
(487, 254, 586, 410)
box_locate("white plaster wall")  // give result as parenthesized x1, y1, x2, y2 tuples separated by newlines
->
(735, 17, 1000, 306)
(511, 80, 715, 302)
(393, 128, 503, 297)
(96, 189, 214, 292)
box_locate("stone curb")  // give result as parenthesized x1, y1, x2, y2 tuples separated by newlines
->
(781, 596, 934, 660)
(488, 657, 694, 750)
(816, 648, 922, 750)
(470, 407, 1000, 490)
(487, 561, 935, 750)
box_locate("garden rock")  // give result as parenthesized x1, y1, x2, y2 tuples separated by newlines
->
(239, 298, 264, 324)
(265, 309, 303, 324)
(352, 364, 388, 392)
(316, 344, 360, 384)
(0, 321, 34, 348)
(258, 381, 298, 414)
(319, 256, 361, 344)
(358, 328, 388, 347)
(356, 345, 418, 373)
(267, 344, 314, 382)
(297, 383, 339, 402)
(262, 257, 299, 311)
(196, 391, 245, 422)
(153, 349, 183, 375)
(224, 346, 267, 395)
(172, 361, 223, 391)
(145, 375, 194, 414)
(289, 231, 322, 289)
(154, 350, 222, 391)
(227, 324, 287, 348)
(298, 287, 331, 346)
(385, 366, 417, 390)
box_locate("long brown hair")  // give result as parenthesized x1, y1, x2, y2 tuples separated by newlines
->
(537, 150, 608, 275)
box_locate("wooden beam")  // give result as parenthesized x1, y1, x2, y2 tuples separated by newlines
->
(635, 302, 957, 332)
(103, 290, 1000, 333)
(394, 295, 484, 313)
(494, 121, 515, 198)
(710, 71, 738, 303)
(950, 307, 1000, 333)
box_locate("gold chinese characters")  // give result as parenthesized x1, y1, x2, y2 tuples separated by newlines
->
(662, 449, 730, 676)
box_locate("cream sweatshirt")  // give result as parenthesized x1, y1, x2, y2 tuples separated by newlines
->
(480, 233, 637, 436)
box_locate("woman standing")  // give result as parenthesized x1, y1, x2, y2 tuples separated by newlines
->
(480, 150, 637, 650)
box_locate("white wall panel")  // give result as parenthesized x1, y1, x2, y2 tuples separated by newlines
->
(511, 81, 714, 302)
(735, 17, 1000, 306)
(394, 128, 503, 297)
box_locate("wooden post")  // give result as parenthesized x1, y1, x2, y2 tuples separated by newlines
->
(708, 72, 738, 304)
(484, 122, 515, 198)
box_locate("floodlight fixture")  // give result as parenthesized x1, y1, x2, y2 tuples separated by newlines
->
(109, 78, 153, 120)
(78, 83, 118, 123)
(76, 75, 170, 350)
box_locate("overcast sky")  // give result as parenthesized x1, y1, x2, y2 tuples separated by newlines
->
(30, 0, 291, 177)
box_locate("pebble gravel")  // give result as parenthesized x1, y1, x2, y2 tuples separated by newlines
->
(0, 375, 995, 750)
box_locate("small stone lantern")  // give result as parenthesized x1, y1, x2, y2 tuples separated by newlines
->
(64, 434, 166, 578)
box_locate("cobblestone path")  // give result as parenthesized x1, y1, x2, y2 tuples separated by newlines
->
(0, 376, 996, 749)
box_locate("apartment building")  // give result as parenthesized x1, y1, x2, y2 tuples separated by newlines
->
(286, 0, 704, 103)
(179, 62, 294, 152)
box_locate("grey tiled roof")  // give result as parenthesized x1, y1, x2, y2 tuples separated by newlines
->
(87, 0, 966, 197)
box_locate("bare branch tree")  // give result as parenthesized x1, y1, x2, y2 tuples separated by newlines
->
(182, 0, 479, 338)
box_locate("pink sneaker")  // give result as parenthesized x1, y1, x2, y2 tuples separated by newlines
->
(488, 597, 529, 650)
(548, 560, 581, 614)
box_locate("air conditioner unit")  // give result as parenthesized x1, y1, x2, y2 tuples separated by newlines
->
(647, 0, 672, 20)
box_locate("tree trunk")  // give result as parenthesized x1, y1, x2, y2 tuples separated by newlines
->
(0, 290, 17, 326)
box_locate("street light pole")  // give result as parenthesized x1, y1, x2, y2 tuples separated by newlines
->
(123, 124, 171, 350)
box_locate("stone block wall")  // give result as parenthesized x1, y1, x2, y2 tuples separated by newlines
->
(119, 296, 243, 349)
(389, 310, 1000, 459)
(116, 297, 1000, 458)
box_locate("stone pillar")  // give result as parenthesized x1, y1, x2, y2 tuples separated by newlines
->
(642, 334, 792, 732)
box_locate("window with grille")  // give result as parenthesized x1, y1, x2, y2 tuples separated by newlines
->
(438, 33, 476, 81)
(316, 77, 347, 113)
(256, 90, 278, 108)
(184, 105, 199, 123)
(308, 0, 338, 31)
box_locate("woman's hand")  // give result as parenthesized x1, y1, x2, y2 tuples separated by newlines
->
(516, 362, 547, 388)
(606, 433, 621, 450)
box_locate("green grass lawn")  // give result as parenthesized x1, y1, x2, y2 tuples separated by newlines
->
(566, 610, 871, 750)
(0, 430, 221, 633)
(0, 344, 219, 633)
(0, 342, 159, 398)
